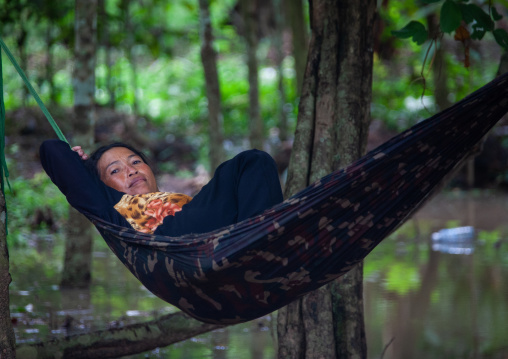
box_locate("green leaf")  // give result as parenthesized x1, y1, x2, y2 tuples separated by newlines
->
(459, 3, 475, 23)
(468, 4, 495, 31)
(440, 0, 462, 33)
(493, 28, 508, 49)
(421, 0, 442, 3)
(392, 21, 428, 45)
(471, 23, 486, 40)
(491, 7, 503, 21)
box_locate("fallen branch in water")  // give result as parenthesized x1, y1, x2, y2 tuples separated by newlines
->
(16, 311, 224, 359)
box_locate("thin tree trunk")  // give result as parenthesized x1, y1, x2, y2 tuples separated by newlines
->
(45, 26, 57, 106)
(283, 0, 308, 97)
(496, 50, 508, 76)
(277, 0, 375, 357)
(61, 0, 97, 288)
(17, 28, 30, 106)
(198, 0, 225, 171)
(427, 13, 451, 111)
(273, 0, 289, 142)
(98, 0, 115, 108)
(0, 192, 16, 358)
(122, 0, 139, 114)
(241, 0, 264, 150)
(16, 312, 223, 359)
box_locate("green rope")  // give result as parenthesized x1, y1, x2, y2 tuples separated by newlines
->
(0, 37, 68, 143)
(0, 47, 11, 233)
(0, 37, 69, 234)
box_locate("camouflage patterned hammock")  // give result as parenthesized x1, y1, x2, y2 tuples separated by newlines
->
(87, 73, 508, 325)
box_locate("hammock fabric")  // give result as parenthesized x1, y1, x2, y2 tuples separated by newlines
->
(85, 73, 508, 324)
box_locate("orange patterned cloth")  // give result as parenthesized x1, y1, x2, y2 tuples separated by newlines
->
(114, 192, 192, 233)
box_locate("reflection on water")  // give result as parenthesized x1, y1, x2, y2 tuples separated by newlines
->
(365, 191, 508, 359)
(9, 191, 508, 358)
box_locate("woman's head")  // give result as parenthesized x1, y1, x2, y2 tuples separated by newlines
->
(86, 143, 158, 195)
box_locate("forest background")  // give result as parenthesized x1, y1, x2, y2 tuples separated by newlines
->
(1, 0, 508, 358)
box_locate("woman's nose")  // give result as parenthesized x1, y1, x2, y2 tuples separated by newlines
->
(127, 166, 138, 176)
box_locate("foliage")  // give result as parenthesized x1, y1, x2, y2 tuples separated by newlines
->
(392, 0, 508, 68)
(5, 173, 68, 247)
(393, 0, 508, 45)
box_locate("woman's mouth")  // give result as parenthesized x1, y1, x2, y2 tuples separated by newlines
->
(129, 177, 146, 188)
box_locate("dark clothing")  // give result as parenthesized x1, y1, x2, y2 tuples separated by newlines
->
(40, 139, 283, 236)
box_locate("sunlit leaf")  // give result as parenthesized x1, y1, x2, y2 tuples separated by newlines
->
(392, 21, 428, 45)
(440, 0, 462, 33)
(493, 28, 508, 50)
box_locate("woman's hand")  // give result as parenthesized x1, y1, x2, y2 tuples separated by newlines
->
(71, 146, 89, 160)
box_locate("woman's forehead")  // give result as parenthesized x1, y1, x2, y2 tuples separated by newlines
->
(98, 147, 139, 166)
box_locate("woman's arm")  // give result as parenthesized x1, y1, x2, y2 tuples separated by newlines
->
(40, 139, 129, 225)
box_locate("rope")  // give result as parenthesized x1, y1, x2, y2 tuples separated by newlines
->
(0, 37, 68, 143)
(0, 37, 69, 233)
(0, 47, 11, 232)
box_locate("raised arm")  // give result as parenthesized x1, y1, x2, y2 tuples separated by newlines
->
(40, 139, 129, 226)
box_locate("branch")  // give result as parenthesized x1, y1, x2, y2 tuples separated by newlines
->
(16, 311, 224, 359)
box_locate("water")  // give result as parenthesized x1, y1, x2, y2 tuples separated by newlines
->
(8, 191, 508, 358)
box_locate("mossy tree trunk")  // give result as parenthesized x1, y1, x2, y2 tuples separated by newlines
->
(276, 0, 376, 358)
(0, 192, 15, 358)
(198, 0, 225, 171)
(61, 0, 97, 289)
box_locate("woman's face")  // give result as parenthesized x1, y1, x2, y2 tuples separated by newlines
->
(97, 147, 158, 195)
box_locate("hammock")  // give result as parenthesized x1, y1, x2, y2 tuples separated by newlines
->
(2, 37, 508, 324)
(85, 73, 508, 324)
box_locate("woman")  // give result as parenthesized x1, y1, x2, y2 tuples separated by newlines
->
(40, 139, 283, 236)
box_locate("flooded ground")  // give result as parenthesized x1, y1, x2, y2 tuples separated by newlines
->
(8, 190, 508, 358)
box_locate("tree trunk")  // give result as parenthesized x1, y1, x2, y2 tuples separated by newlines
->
(45, 26, 57, 106)
(0, 192, 16, 358)
(241, 0, 264, 150)
(283, 0, 308, 96)
(15, 312, 223, 359)
(122, 0, 139, 114)
(277, 0, 376, 358)
(427, 13, 451, 111)
(98, 0, 115, 108)
(198, 0, 225, 171)
(496, 50, 508, 76)
(61, 0, 97, 288)
(273, 0, 289, 142)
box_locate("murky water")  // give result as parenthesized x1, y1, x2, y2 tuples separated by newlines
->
(8, 191, 508, 358)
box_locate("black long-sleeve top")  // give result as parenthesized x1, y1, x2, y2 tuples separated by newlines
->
(40, 139, 284, 237)
(40, 139, 130, 227)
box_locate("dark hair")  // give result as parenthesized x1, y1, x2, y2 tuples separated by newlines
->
(85, 142, 151, 178)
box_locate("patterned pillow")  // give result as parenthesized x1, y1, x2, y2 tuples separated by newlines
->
(114, 192, 192, 233)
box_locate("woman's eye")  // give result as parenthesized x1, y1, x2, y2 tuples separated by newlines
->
(133, 160, 141, 165)
(110, 169, 118, 175)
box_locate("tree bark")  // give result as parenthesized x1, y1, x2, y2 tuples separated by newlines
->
(98, 0, 115, 108)
(61, 0, 97, 288)
(273, 0, 289, 142)
(16, 312, 223, 359)
(198, 0, 225, 171)
(427, 13, 451, 112)
(277, 0, 375, 358)
(283, 0, 309, 97)
(241, 0, 264, 150)
(0, 192, 16, 358)
(496, 50, 508, 76)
